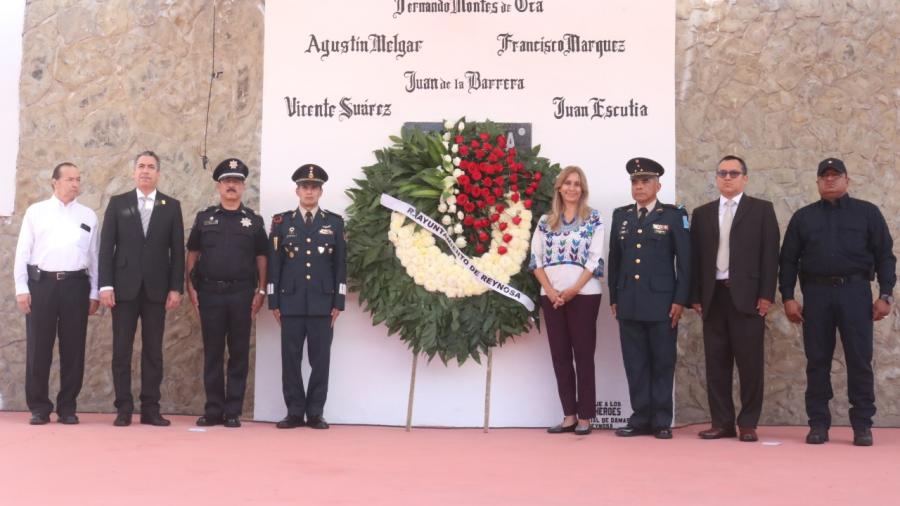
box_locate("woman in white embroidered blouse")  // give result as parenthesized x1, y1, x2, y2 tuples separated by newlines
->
(530, 166, 605, 435)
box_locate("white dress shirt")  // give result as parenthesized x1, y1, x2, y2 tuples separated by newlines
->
(14, 195, 100, 299)
(716, 192, 743, 280)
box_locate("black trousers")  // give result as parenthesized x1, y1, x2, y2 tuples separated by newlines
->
(541, 294, 601, 420)
(25, 276, 90, 417)
(198, 288, 253, 418)
(618, 319, 677, 430)
(281, 315, 333, 419)
(702, 283, 765, 428)
(801, 280, 875, 430)
(111, 284, 166, 415)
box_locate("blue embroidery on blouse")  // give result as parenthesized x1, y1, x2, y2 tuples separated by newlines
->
(537, 210, 603, 274)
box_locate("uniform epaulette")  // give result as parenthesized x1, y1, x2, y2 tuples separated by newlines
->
(615, 204, 633, 212)
(203, 205, 218, 213)
(323, 209, 344, 221)
(662, 203, 685, 210)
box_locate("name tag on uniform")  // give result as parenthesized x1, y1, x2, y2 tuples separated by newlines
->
(652, 223, 668, 234)
(203, 217, 219, 226)
(319, 228, 334, 235)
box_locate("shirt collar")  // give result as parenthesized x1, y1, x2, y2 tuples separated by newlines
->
(51, 194, 78, 208)
(634, 199, 657, 212)
(719, 193, 743, 207)
(299, 205, 319, 217)
(136, 188, 158, 201)
(822, 193, 850, 208)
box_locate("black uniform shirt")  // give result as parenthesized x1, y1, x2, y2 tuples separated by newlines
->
(779, 193, 896, 299)
(187, 204, 268, 282)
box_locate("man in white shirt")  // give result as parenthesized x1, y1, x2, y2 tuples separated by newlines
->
(13, 162, 100, 425)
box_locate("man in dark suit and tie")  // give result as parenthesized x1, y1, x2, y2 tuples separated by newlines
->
(99, 151, 185, 427)
(690, 155, 780, 442)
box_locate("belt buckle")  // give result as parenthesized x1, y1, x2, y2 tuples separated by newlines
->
(829, 276, 844, 286)
(55, 272, 66, 281)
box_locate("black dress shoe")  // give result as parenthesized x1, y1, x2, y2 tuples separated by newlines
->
(29, 413, 50, 425)
(113, 412, 132, 427)
(806, 426, 829, 444)
(276, 415, 305, 429)
(58, 414, 79, 425)
(140, 413, 171, 427)
(698, 426, 737, 439)
(853, 427, 873, 447)
(196, 415, 224, 427)
(654, 428, 673, 439)
(306, 416, 329, 430)
(224, 416, 242, 428)
(547, 423, 577, 434)
(574, 424, 592, 436)
(615, 425, 651, 437)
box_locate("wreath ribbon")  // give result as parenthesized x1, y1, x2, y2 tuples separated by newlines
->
(380, 193, 536, 312)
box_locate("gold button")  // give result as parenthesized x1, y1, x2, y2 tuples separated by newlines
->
(306, 250, 311, 255)
(306, 238, 311, 243)
(305, 274, 311, 280)
(634, 274, 640, 280)
(306, 262, 311, 267)
(637, 229, 643, 234)
(636, 244, 642, 249)
(635, 259, 641, 264)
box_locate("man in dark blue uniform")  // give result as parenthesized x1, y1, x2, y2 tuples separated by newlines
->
(185, 158, 269, 428)
(268, 164, 346, 430)
(608, 157, 691, 439)
(780, 158, 895, 446)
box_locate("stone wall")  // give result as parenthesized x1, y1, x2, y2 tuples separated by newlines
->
(674, 0, 900, 426)
(2, 0, 897, 426)
(0, 0, 264, 416)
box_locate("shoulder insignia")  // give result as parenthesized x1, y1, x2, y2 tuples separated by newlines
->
(615, 204, 633, 212)
(323, 209, 344, 221)
(272, 214, 284, 225)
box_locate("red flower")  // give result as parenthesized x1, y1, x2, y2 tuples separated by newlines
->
(524, 199, 533, 209)
(475, 243, 485, 254)
(487, 154, 498, 163)
(493, 187, 503, 197)
(496, 204, 505, 212)
(511, 185, 519, 192)
(511, 193, 520, 203)
(476, 200, 486, 209)
(512, 216, 522, 225)
(486, 196, 496, 205)
(463, 215, 475, 226)
(478, 231, 489, 242)
(499, 222, 508, 231)
(479, 132, 490, 141)
(503, 234, 512, 243)
(471, 171, 482, 181)
(534, 172, 542, 181)
(455, 135, 464, 144)
(459, 145, 470, 156)
(464, 202, 475, 212)
(475, 149, 486, 160)
(490, 213, 500, 223)
(525, 188, 534, 196)
(493, 176, 504, 186)
(483, 142, 492, 151)
(508, 148, 517, 157)
(483, 177, 493, 187)
(497, 135, 507, 148)
(498, 246, 508, 255)
(471, 139, 480, 148)
(457, 175, 470, 186)
(456, 194, 469, 205)
(510, 174, 519, 183)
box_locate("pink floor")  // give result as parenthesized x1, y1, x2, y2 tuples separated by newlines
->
(0, 412, 896, 506)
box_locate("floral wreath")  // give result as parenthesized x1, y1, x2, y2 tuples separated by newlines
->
(346, 119, 560, 364)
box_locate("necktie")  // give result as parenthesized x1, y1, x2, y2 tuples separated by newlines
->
(139, 196, 151, 236)
(638, 207, 648, 225)
(305, 211, 313, 226)
(716, 200, 735, 274)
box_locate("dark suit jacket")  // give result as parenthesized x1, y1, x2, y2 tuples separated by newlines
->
(99, 190, 185, 303)
(690, 195, 779, 318)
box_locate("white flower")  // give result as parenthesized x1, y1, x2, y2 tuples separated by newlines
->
(446, 195, 457, 205)
(454, 224, 463, 234)
(443, 154, 452, 163)
(438, 202, 448, 213)
(457, 211, 464, 220)
(453, 169, 464, 178)
(443, 132, 452, 141)
(457, 122, 465, 131)
(444, 119, 455, 130)
(451, 144, 459, 154)
(441, 215, 452, 226)
(455, 237, 467, 248)
(448, 204, 457, 213)
(442, 141, 450, 150)
(442, 176, 456, 189)
(453, 157, 461, 167)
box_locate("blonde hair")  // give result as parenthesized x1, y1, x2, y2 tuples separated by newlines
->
(547, 166, 590, 231)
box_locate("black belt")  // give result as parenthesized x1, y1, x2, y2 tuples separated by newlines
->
(802, 273, 869, 286)
(27, 265, 87, 281)
(198, 278, 254, 293)
(715, 279, 731, 288)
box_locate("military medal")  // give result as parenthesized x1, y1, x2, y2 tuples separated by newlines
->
(240, 217, 252, 227)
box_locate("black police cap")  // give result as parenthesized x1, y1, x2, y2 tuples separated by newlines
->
(292, 163, 328, 185)
(626, 157, 664, 179)
(817, 158, 847, 177)
(213, 158, 249, 181)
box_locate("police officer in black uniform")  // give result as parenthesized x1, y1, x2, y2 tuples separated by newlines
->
(185, 158, 269, 428)
(268, 164, 346, 430)
(779, 158, 895, 446)
(608, 158, 691, 439)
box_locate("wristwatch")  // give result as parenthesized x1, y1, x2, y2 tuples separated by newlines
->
(879, 294, 894, 304)
(257, 289, 266, 296)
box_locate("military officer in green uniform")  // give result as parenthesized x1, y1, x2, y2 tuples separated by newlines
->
(607, 157, 691, 439)
(268, 163, 346, 430)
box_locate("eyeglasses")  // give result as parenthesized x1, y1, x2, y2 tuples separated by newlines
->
(716, 170, 744, 179)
